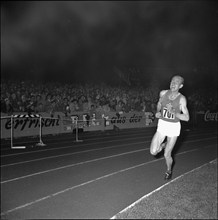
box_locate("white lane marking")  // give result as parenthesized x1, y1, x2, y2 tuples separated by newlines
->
(0, 128, 153, 147)
(1, 127, 212, 150)
(0, 141, 146, 167)
(0, 135, 153, 157)
(110, 159, 218, 219)
(0, 148, 201, 216)
(1, 130, 216, 157)
(0, 147, 148, 184)
(1, 136, 216, 167)
(1, 142, 216, 184)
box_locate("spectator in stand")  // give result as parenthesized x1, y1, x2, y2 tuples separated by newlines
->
(19, 94, 29, 112)
(2, 98, 14, 115)
(10, 93, 20, 112)
(145, 100, 152, 112)
(109, 99, 117, 112)
(116, 100, 124, 113)
(77, 96, 84, 111)
(63, 97, 70, 116)
(44, 94, 52, 112)
(151, 102, 157, 113)
(134, 96, 142, 111)
(89, 104, 96, 118)
(102, 101, 111, 113)
(44, 99, 56, 117)
(82, 96, 90, 112)
(85, 96, 93, 112)
(95, 100, 104, 119)
(54, 94, 64, 112)
(39, 92, 47, 109)
(26, 95, 37, 114)
(69, 99, 79, 113)
(35, 102, 46, 113)
(1, 95, 6, 113)
(87, 104, 96, 126)
(140, 100, 147, 112)
(129, 97, 136, 112)
(35, 94, 42, 107)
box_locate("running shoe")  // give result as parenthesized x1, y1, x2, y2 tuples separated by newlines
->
(164, 171, 172, 180)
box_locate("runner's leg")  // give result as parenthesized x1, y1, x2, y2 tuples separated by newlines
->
(164, 136, 178, 172)
(150, 131, 166, 155)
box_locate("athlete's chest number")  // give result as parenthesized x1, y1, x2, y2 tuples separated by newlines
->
(163, 107, 175, 120)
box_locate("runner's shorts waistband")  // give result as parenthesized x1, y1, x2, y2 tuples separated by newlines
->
(157, 119, 181, 137)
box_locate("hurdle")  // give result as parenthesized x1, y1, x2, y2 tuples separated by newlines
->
(35, 115, 83, 145)
(35, 115, 46, 147)
(13, 114, 46, 148)
(1, 114, 45, 149)
(11, 115, 26, 149)
(0, 115, 26, 149)
(73, 117, 83, 142)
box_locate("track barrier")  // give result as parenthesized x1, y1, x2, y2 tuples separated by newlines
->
(0, 114, 84, 149)
(35, 116, 46, 147)
(1, 111, 157, 149)
(1, 109, 216, 149)
(73, 118, 83, 143)
(1, 115, 42, 149)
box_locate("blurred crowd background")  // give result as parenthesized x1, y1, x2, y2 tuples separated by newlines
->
(1, 79, 158, 117)
(1, 79, 217, 119)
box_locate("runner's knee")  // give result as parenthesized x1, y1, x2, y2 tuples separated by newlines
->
(150, 148, 157, 155)
(164, 151, 172, 159)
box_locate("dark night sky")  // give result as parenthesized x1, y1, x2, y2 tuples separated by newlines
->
(1, 1, 218, 89)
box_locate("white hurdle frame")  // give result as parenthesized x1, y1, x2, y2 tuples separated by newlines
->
(10, 115, 26, 149)
(2, 112, 154, 148)
(35, 115, 83, 145)
(0, 115, 26, 149)
(1, 114, 44, 149)
(73, 117, 83, 142)
(35, 116, 46, 147)
(1, 115, 84, 148)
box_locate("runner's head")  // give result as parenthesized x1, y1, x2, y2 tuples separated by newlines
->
(170, 75, 184, 92)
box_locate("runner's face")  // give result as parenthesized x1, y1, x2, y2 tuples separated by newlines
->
(170, 77, 182, 92)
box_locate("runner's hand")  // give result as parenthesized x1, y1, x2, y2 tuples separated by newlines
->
(155, 112, 162, 118)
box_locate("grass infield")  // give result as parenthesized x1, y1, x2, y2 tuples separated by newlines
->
(113, 159, 217, 219)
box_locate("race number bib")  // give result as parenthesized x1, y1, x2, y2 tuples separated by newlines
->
(162, 107, 175, 120)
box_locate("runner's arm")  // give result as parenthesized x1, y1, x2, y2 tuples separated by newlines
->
(176, 96, 190, 121)
(156, 90, 167, 118)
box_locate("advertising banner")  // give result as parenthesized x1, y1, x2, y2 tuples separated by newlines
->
(98, 111, 157, 130)
(195, 110, 218, 126)
(1, 112, 61, 139)
(1, 111, 157, 139)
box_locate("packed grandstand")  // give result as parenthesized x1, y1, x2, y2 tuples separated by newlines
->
(1, 79, 217, 117)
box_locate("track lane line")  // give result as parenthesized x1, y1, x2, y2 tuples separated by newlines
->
(0, 147, 149, 184)
(0, 141, 146, 167)
(110, 158, 217, 219)
(1, 127, 214, 149)
(0, 147, 204, 216)
(1, 136, 216, 167)
(1, 142, 216, 184)
(1, 131, 216, 157)
(0, 135, 153, 157)
(0, 129, 155, 146)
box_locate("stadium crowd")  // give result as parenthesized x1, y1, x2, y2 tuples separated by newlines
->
(1, 79, 158, 117)
(1, 79, 217, 118)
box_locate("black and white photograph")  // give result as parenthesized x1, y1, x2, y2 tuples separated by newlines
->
(1, 1, 217, 219)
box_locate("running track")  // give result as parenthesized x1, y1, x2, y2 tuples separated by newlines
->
(1, 125, 217, 219)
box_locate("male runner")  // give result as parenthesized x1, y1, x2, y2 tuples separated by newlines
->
(150, 75, 190, 180)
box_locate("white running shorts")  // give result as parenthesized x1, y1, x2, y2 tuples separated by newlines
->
(157, 119, 181, 137)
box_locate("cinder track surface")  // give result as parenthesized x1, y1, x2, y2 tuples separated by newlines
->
(1, 125, 217, 219)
